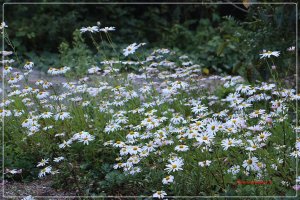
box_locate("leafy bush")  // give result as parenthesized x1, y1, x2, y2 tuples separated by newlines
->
(162, 3, 296, 81)
(4, 3, 296, 81)
(59, 30, 95, 76)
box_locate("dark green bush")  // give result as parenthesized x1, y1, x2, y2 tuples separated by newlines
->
(3, 2, 297, 80)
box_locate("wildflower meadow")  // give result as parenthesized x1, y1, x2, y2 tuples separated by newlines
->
(1, 2, 299, 200)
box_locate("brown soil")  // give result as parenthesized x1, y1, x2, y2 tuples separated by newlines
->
(1, 178, 77, 199)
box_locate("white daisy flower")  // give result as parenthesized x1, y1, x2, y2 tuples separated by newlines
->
(162, 175, 174, 185)
(165, 157, 184, 173)
(153, 191, 167, 199)
(259, 50, 280, 59)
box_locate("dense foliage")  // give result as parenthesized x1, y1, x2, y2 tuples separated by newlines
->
(3, 2, 297, 80)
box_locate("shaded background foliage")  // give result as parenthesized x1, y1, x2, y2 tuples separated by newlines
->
(2, 0, 298, 81)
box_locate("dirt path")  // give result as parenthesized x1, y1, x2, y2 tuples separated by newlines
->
(1, 178, 76, 199)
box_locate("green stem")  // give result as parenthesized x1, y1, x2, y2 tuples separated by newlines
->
(3, 30, 21, 65)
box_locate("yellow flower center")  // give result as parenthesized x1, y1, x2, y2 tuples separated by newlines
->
(260, 134, 265, 139)
(257, 162, 262, 167)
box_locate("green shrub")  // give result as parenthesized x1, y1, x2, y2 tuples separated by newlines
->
(59, 29, 95, 76)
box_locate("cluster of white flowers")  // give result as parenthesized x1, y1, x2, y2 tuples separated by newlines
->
(80, 23, 116, 33)
(2, 22, 298, 196)
(47, 66, 70, 75)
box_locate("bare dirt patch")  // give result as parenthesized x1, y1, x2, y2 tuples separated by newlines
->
(1, 178, 76, 199)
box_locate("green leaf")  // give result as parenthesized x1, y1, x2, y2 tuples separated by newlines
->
(216, 42, 227, 56)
